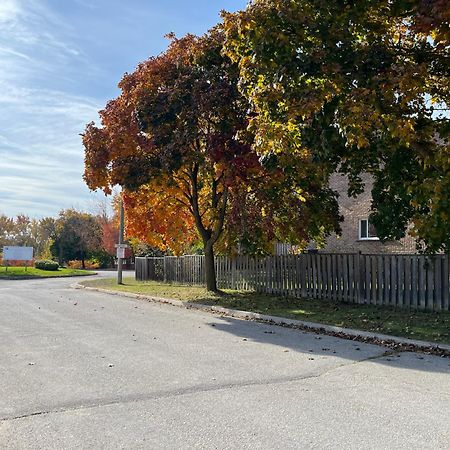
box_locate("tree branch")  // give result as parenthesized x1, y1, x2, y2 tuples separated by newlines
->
(189, 163, 211, 243)
(210, 186, 228, 245)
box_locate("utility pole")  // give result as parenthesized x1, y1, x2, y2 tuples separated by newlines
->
(117, 198, 125, 285)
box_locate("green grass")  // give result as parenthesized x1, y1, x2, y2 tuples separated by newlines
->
(82, 277, 450, 345)
(0, 266, 96, 278)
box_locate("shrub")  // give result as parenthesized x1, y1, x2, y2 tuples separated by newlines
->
(68, 260, 82, 269)
(68, 259, 100, 270)
(86, 259, 101, 270)
(35, 260, 59, 271)
(89, 250, 114, 268)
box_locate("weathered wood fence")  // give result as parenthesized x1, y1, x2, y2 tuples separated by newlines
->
(135, 254, 450, 311)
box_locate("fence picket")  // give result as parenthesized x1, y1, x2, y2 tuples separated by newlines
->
(390, 256, 397, 306)
(363, 256, 370, 304)
(443, 255, 449, 311)
(411, 256, 418, 309)
(377, 256, 383, 305)
(348, 255, 354, 302)
(397, 256, 404, 307)
(434, 257, 442, 311)
(426, 257, 434, 310)
(404, 256, 411, 308)
(418, 256, 426, 309)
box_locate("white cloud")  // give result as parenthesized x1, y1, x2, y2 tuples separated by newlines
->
(0, 0, 21, 24)
(0, 0, 104, 218)
(0, 45, 31, 60)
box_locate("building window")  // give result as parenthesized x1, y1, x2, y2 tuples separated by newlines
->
(359, 219, 379, 240)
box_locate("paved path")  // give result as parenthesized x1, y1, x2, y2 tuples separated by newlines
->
(0, 274, 449, 449)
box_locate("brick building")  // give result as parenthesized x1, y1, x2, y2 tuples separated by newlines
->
(320, 173, 417, 254)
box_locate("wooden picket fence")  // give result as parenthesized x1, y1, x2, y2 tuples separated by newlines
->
(135, 253, 450, 311)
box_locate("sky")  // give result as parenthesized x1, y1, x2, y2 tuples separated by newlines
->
(0, 0, 247, 218)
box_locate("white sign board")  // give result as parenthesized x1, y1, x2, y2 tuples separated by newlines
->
(116, 247, 126, 259)
(3, 246, 34, 261)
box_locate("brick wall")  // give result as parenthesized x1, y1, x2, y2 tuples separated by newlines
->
(321, 173, 417, 254)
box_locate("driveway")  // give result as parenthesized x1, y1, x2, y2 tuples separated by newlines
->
(0, 274, 449, 449)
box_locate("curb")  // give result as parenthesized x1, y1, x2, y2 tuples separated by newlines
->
(0, 273, 97, 281)
(73, 283, 450, 356)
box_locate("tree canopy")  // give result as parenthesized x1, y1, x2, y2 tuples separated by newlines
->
(223, 0, 449, 253)
(83, 28, 341, 290)
(83, 1, 449, 292)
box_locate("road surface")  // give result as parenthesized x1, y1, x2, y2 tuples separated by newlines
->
(0, 273, 449, 449)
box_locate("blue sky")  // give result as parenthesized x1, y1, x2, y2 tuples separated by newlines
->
(0, 0, 247, 217)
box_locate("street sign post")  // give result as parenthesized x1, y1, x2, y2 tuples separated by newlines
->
(117, 199, 125, 285)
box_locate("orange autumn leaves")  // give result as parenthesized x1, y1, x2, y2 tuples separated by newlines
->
(83, 30, 252, 256)
(122, 179, 197, 256)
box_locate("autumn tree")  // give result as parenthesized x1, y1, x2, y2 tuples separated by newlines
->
(0, 214, 15, 249)
(83, 28, 341, 291)
(223, 0, 450, 253)
(91, 197, 120, 267)
(0, 214, 56, 258)
(51, 209, 103, 268)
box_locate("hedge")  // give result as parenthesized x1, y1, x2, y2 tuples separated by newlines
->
(34, 260, 59, 271)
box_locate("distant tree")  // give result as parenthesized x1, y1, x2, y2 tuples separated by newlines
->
(127, 237, 166, 257)
(0, 214, 55, 258)
(10, 215, 33, 247)
(36, 217, 57, 258)
(90, 197, 120, 267)
(0, 214, 15, 249)
(52, 209, 103, 268)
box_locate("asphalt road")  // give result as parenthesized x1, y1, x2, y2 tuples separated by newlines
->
(0, 272, 449, 449)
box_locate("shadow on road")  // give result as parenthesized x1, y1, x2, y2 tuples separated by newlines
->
(203, 316, 450, 374)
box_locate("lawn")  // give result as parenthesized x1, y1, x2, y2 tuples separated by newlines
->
(0, 266, 96, 278)
(82, 277, 450, 345)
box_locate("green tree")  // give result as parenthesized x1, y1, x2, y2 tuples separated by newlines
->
(52, 209, 103, 268)
(35, 217, 57, 258)
(223, 0, 449, 253)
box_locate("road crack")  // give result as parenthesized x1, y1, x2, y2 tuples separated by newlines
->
(1, 354, 385, 423)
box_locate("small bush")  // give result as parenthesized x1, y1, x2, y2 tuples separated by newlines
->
(68, 260, 82, 269)
(35, 260, 59, 271)
(85, 259, 101, 270)
(68, 259, 100, 270)
(89, 250, 114, 268)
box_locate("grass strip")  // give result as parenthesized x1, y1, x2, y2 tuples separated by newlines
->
(81, 277, 450, 345)
(0, 267, 95, 278)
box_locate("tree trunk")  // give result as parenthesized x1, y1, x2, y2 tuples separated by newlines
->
(81, 258, 86, 270)
(58, 242, 63, 266)
(204, 242, 217, 292)
(188, 164, 227, 293)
